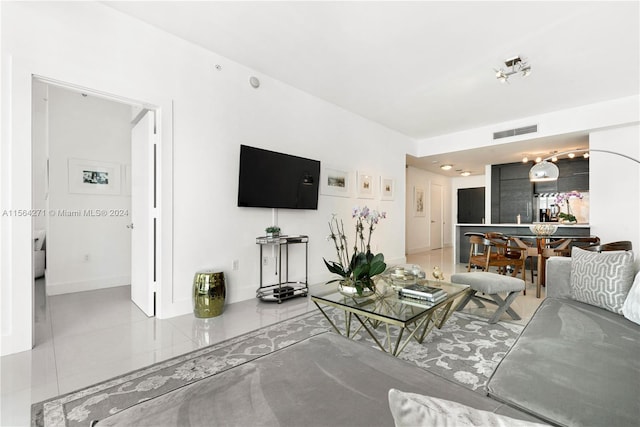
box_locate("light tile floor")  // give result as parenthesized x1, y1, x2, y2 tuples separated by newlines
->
(0, 247, 544, 426)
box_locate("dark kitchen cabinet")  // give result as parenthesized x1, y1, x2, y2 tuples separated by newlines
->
(498, 179, 533, 223)
(533, 157, 589, 193)
(493, 158, 589, 223)
(557, 157, 589, 192)
(457, 187, 485, 223)
(491, 163, 534, 224)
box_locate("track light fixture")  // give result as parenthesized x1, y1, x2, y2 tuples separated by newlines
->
(495, 56, 532, 83)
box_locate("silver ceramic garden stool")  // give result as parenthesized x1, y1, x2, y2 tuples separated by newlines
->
(193, 270, 226, 318)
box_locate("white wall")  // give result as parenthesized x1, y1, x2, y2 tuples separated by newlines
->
(405, 166, 453, 254)
(1, 2, 410, 355)
(45, 85, 132, 294)
(589, 124, 640, 256)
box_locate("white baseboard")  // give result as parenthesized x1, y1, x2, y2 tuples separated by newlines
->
(46, 275, 131, 295)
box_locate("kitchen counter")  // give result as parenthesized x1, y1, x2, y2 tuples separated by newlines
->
(456, 224, 592, 264)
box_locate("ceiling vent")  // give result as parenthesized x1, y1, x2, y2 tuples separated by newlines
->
(493, 124, 538, 140)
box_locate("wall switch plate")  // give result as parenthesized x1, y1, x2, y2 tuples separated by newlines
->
(232, 260, 239, 270)
(262, 256, 269, 266)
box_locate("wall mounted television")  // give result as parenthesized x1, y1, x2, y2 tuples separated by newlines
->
(237, 145, 321, 210)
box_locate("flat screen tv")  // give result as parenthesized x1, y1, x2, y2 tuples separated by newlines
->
(237, 145, 321, 210)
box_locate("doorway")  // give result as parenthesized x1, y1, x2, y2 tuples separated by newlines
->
(31, 78, 157, 323)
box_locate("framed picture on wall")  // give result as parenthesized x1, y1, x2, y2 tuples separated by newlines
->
(320, 166, 351, 197)
(380, 176, 394, 200)
(414, 186, 425, 216)
(356, 170, 375, 199)
(68, 158, 121, 195)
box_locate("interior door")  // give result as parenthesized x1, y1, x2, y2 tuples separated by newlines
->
(130, 110, 155, 316)
(430, 183, 443, 249)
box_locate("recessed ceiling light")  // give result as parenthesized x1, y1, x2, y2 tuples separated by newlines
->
(440, 164, 453, 170)
(535, 156, 542, 163)
(568, 153, 575, 159)
(522, 156, 529, 163)
(583, 152, 590, 159)
(460, 171, 471, 177)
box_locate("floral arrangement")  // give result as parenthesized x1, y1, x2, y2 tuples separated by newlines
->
(555, 191, 583, 223)
(324, 206, 387, 296)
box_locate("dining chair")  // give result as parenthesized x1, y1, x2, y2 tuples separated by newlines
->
(583, 241, 632, 252)
(467, 235, 528, 285)
(569, 236, 601, 251)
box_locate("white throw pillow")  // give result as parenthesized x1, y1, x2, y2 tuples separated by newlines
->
(388, 389, 547, 427)
(570, 247, 635, 314)
(622, 271, 640, 325)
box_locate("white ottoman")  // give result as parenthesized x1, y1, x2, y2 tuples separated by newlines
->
(451, 272, 525, 324)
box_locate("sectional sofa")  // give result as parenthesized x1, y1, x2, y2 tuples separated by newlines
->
(96, 248, 639, 426)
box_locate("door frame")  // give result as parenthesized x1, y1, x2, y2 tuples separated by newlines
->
(3, 57, 175, 355)
(429, 183, 443, 249)
(31, 77, 160, 317)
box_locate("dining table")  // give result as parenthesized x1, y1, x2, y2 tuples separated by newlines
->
(508, 234, 599, 298)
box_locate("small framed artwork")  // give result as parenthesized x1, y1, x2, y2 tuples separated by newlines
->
(68, 158, 121, 195)
(356, 171, 375, 199)
(414, 186, 425, 216)
(380, 177, 394, 200)
(320, 166, 350, 197)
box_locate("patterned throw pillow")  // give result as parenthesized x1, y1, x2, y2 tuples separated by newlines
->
(570, 247, 635, 314)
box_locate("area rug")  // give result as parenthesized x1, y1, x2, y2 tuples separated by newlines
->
(32, 308, 523, 427)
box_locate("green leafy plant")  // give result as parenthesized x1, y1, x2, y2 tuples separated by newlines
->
(558, 212, 577, 222)
(265, 226, 281, 234)
(324, 207, 387, 296)
(555, 191, 582, 223)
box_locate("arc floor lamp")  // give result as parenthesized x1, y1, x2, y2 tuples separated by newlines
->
(529, 148, 640, 182)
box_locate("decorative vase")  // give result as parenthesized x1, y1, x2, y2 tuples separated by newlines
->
(193, 270, 226, 318)
(338, 278, 375, 297)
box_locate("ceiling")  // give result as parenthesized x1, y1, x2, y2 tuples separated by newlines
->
(104, 1, 639, 175)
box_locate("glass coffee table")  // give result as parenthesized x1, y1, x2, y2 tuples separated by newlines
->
(311, 280, 470, 357)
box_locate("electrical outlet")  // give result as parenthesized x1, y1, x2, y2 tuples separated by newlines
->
(262, 256, 269, 266)
(232, 260, 239, 270)
(84, 254, 90, 262)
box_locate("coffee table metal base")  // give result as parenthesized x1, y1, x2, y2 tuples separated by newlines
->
(312, 297, 461, 357)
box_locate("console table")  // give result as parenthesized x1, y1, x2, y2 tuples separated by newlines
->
(256, 235, 309, 303)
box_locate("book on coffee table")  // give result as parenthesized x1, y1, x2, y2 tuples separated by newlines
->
(399, 283, 447, 302)
(398, 292, 448, 307)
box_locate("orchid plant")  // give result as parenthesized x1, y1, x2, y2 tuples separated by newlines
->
(324, 206, 387, 295)
(555, 191, 583, 222)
